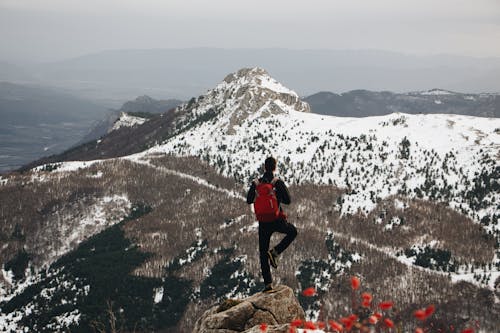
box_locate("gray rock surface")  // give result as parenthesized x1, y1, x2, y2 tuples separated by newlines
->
(193, 285, 305, 333)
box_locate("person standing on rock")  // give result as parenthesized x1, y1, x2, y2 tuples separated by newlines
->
(246, 156, 297, 292)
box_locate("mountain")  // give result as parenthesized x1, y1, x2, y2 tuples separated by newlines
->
(77, 95, 182, 145)
(0, 68, 499, 332)
(0, 82, 109, 173)
(18, 48, 500, 103)
(119, 95, 182, 115)
(305, 89, 500, 118)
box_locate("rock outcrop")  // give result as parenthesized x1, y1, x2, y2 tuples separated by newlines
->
(171, 67, 311, 135)
(193, 285, 305, 333)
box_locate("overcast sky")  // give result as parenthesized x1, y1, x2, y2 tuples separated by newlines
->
(1, 0, 500, 63)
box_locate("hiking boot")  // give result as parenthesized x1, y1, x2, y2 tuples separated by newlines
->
(262, 283, 273, 293)
(267, 248, 279, 269)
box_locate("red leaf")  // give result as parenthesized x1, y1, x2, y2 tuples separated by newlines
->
(339, 317, 353, 331)
(304, 321, 317, 330)
(350, 276, 360, 290)
(461, 329, 474, 333)
(289, 326, 296, 333)
(384, 318, 394, 328)
(414, 309, 427, 321)
(361, 292, 373, 302)
(348, 314, 358, 322)
(260, 323, 268, 332)
(425, 304, 435, 317)
(317, 321, 326, 329)
(362, 300, 371, 308)
(302, 287, 316, 297)
(290, 319, 303, 327)
(329, 320, 343, 332)
(378, 301, 394, 310)
(415, 328, 424, 333)
(368, 315, 378, 324)
(374, 312, 383, 319)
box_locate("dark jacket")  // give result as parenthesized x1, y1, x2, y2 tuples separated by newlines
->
(246, 172, 291, 209)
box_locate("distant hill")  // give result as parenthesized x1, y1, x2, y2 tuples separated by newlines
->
(0, 82, 108, 172)
(77, 95, 182, 144)
(304, 89, 500, 118)
(17, 48, 500, 103)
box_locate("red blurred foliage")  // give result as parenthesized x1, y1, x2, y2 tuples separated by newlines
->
(339, 317, 353, 330)
(304, 321, 317, 330)
(329, 320, 343, 332)
(260, 323, 268, 332)
(351, 276, 360, 290)
(361, 292, 372, 302)
(379, 301, 394, 310)
(414, 309, 427, 321)
(425, 304, 435, 317)
(384, 318, 394, 328)
(296, 276, 479, 333)
(302, 287, 316, 297)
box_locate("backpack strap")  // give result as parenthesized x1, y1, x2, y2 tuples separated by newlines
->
(254, 177, 278, 186)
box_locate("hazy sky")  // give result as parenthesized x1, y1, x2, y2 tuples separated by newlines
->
(1, 0, 500, 62)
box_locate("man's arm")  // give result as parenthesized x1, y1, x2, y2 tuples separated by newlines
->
(275, 180, 291, 205)
(246, 182, 256, 204)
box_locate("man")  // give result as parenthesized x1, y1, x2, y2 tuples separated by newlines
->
(246, 156, 297, 292)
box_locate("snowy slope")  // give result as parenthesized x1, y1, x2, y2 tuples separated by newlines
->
(109, 112, 147, 132)
(31, 67, 499, 253)
(141, 68, 498, 225)
(28, 67, 500, 287)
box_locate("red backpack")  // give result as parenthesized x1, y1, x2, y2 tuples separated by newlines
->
(253, 178, 280, 222)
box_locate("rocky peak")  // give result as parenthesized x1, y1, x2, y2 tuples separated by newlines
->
(222, 67, 270, 84)
(175, 67, 310, 135)
(193, 285, 305, 333)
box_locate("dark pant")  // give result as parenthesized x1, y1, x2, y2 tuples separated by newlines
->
(259, 218, 297, 285)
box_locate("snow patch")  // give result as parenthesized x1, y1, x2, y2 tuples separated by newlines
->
(87, 171, 103, 178)
(44, 194, 131, 264)
(421, 89, 454, 95)
(153, 287, 164, 304)
(34, 160, 100, 173)
(110, 112, 147, 132)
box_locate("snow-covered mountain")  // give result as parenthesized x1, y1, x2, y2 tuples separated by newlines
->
(1, 67, 499, 332)
(142, 68, 498, 227)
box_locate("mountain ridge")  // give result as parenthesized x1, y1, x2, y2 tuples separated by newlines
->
(305, 89, 500, 118)
(0, 67, 499, 332)
(10, 48, 500, 103)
